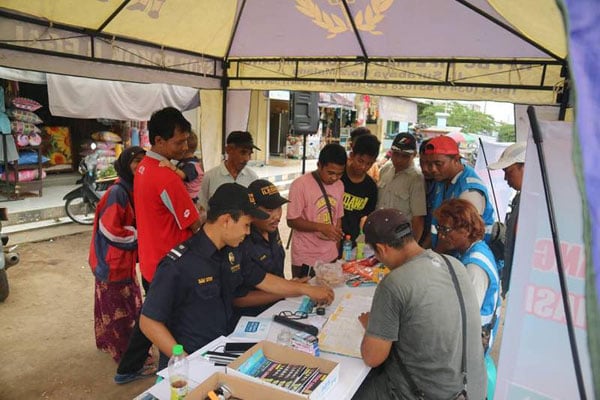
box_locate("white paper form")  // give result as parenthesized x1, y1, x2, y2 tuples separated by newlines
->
(317, 293, 373, 358)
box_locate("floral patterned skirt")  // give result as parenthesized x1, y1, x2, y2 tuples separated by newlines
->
(94, 278, 142, 363)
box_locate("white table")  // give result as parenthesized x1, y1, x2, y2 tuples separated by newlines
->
(136, 284, 375, 400)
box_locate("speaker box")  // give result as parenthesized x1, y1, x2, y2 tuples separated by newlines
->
(290, 91, 319, 134)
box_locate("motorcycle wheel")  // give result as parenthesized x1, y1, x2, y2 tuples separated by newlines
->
(0, 269, 8, 302)
(65, 196, 96, 225)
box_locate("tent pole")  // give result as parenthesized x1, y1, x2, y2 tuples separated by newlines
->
(558, 74, 570, 121)
(221, 67, 229, 154)
(301, 132, 308, 175)
(224, 0, 247, 60)
(340, 0, 369, 60)
(454, 0, 565, 63)
(527, 106, 588, 399)
(96, 1, 131, 33)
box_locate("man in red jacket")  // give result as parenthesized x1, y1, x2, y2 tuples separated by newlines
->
(115, 107, 201, 384)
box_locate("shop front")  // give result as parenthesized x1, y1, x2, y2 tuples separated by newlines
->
(265, 91, 357, 161)
(0, 67, 200, 200)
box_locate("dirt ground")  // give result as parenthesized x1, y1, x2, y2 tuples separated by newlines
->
(0, 231, 154, 400)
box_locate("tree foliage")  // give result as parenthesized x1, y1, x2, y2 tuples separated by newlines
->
(418, 102, 496, 134)
(497, 123, 516, 142)
(418, 104, 446, 127)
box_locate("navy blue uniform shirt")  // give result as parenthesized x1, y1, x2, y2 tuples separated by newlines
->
(142, 229, 266, 368)
(234, 226, 286, 318)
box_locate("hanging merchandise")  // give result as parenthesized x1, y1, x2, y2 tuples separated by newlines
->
(0, 85, 47, 197)
(130, 127, 140, 147)
(139, 121, 150, 149)
(84, 131, 121, 180)
(0, 87, 18, 163)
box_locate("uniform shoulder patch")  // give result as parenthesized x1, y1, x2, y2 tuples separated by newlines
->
(166, 243, 188, 260)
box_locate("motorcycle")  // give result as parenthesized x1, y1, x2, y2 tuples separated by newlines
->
(0, 208, 20, 302)
(63, 147, 114, 225)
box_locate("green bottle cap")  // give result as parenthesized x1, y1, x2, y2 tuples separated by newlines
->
(172, 344, 184, 356)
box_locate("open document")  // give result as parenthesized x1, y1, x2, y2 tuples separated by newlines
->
(318, 293, 373, 358)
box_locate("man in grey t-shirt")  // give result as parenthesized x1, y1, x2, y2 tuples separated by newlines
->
(354, 209, 486, 400)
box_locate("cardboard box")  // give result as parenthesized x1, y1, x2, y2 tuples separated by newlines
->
(227, 341, 339, 400)
(187, 372, 304, 400)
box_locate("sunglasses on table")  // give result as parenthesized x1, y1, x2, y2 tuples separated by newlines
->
(278, 310, 308, 320)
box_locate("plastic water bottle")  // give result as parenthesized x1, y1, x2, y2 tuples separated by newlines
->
(168, 344, 189, 400)
(342, 234, 354, 261)
(355, 230, 366, 259)
(364, 243, 375, 258)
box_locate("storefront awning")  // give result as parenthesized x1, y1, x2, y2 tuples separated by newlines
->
(319, 93, 356, 109)
(47, 74, 199, 121)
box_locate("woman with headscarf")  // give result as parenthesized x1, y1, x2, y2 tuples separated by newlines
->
(89, 146, 146, 363)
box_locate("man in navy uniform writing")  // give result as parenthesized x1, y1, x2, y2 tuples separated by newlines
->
(233, 179, 291, 318)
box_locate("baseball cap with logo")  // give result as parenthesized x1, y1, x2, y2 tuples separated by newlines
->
(208, 183, 269, 219)
(248, 179, 290, 209)
(423, 135, 460, 156)
(364, 209, 413, 245)
(226, 131, 261, 151)
(391, 133, 417, 154)
(487, 142, 526, 170)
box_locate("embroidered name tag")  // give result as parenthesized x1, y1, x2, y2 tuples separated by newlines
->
(197, 276, 214, 284)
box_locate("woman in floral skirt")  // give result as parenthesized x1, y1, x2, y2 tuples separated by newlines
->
(89, 146, 145, 362)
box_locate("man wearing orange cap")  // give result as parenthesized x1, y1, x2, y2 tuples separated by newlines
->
(423, 136, 495, 248)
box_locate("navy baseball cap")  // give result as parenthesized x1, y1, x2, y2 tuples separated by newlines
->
(248, 179, 289, 209)
(208, 183, 269, 219)
(226, 131, 261, 151)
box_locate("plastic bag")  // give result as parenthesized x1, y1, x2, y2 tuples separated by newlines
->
(313, 260, 345, 287)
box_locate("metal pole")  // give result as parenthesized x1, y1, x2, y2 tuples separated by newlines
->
(220, 48, 233, 157)
(527, 106, 587, 399)
(302, 132, 308, 175)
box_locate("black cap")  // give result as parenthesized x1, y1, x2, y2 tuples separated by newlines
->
(391, 133, 417, 154)
(248, 179, 289, 209)
(208, 183, 269, 220)
(364, 209, 412, 244)
(226, 131, 261, 151)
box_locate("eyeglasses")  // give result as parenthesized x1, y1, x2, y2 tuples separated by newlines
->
(435, 224, 454, 235)
(278, 311, 308, 320)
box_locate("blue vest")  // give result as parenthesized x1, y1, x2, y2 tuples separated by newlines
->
(461, 240, 501, 353)
(431, 165, 495, 247)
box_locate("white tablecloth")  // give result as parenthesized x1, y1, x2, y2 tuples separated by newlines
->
(136, 284, 375, 400)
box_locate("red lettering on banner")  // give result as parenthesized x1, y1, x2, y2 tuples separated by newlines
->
(524, 284, 587, 329)
(532, 239, 585, 279)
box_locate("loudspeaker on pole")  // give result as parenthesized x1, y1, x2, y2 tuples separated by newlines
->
(290, 91, 319, 134)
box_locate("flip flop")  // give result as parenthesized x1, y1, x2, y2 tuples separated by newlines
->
(113, 365, 156, 385)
